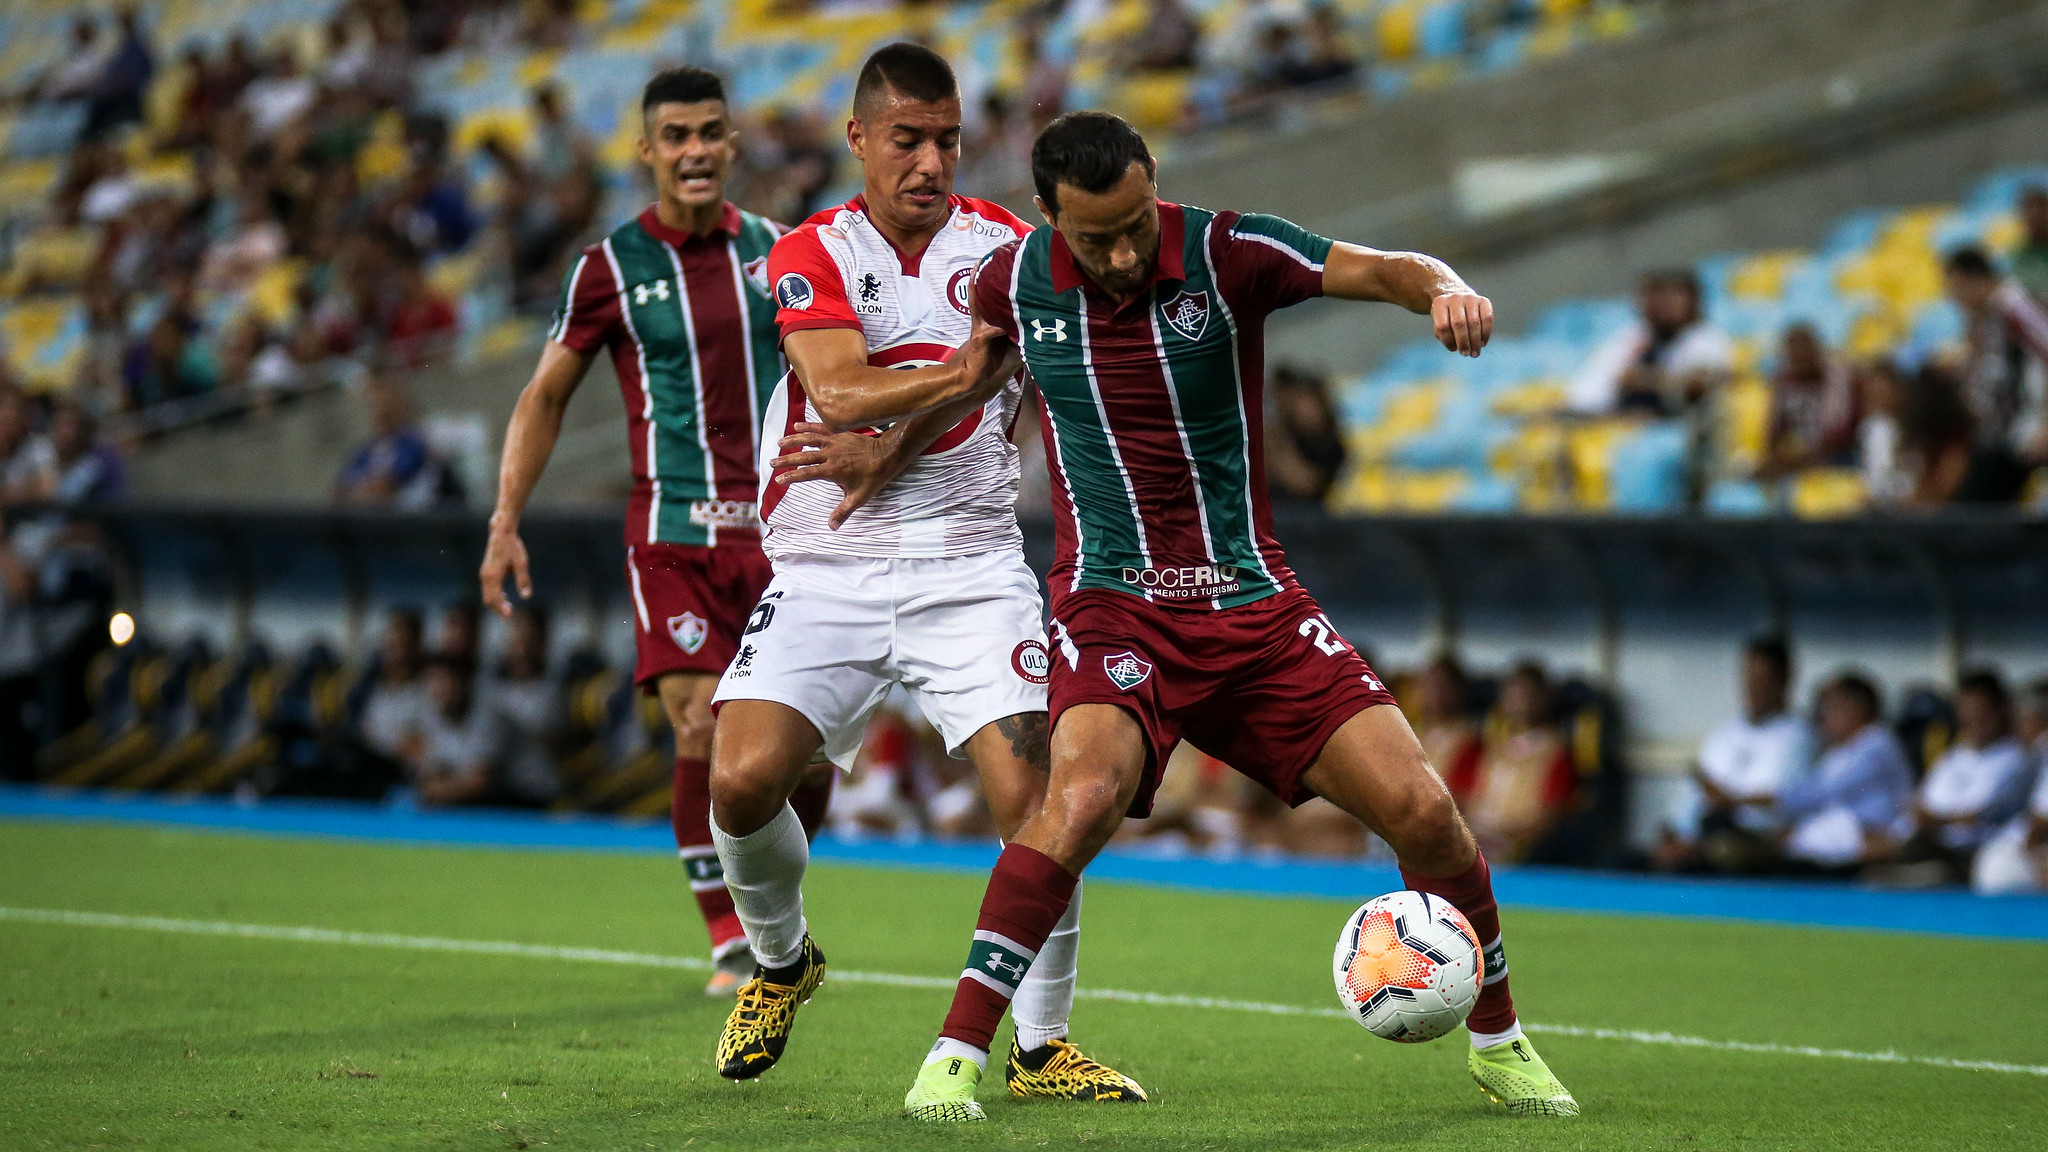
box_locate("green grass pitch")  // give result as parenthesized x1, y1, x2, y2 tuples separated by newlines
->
(4, 820, 2046, 1151)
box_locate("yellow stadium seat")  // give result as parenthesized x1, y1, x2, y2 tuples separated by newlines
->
(1565, 419, 1635, 509)
(1111, 72, 1192, 133)
(1727, 251, 1806, 301)
(1790, 469, 1868, 518)
(3, 226, 97, 296)
(0, 159, 59, 214)
(1721, 374, 1772, 472)
(1489, 379, 1569, 418)
(1378, 2, 1421, 61)
(457, 107, 536, 156)
(247, 259, 305, 328)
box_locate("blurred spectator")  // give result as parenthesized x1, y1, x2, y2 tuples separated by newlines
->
(1447, 660, 1577, 863)
(84, 6, 156, 138)
(437, 600, 482, 668)
(1876, 670, 2033, 886)
(1860, 362, 1973, 507)
(1, 393, 58, 506)
(1017, 17, 1068, 134)
(1129, 0, 1203, 72)
(1777, 673, 1913, 873)
(1266, 364, 1347, 503)
(1972, 679, 2048, 894)
(1569, 268, 1732, 418)
(37, 17, 108, 106)
(48, 401, 125, 507)
(334, 378, 448, 508)
(199, 194, 288, 293)
(413, 654, 515, 805)
(2013, 187, 2048, 304)
(1656, 635, 1811, 873)
(391, 156, 477, 257)
(356, 607, 428, 768)
(240, 49, 315, 140)
(0, 536, 39, 769)
(527, 83, 596, 188)
(1410, 654, 1481, 786)
(962, 92, 1030, 200)
(1287, 4, 1360, 88)
(1758, 324, 1858, 478)
(123, 313, 216, 409)
(1118, 743, 1247, 854)
(381, 255, 460, 369)
(830, 706, 925, 837)
(1941, 247, 2048, 502)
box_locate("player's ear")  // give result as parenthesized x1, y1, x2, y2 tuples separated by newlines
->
(1032, 195, 1054, 229)
(636, 131, 653, 167)
(846, 116, 864, 160)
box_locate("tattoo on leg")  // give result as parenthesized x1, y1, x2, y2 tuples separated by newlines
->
(995, 712, 1050, 773)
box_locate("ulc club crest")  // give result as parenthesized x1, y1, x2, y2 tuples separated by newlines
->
(667, 612, 708, 654)
(1161, 289, 1209, 341)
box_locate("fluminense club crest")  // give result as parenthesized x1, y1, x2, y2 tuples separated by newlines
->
(1103, 650, 1154, 692)
(1161, 289, 1209, 341)
(667, 612, 708, 654)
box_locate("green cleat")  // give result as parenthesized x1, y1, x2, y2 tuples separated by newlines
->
(903, 1053, 987, 1122)
(1468, 1035, 1579, 1117)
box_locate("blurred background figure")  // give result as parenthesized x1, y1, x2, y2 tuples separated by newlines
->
(1409, 655, 1481, 794)
(1266, 364, 1348, 504)
(1972, 679, 2048, 895)
(333, 378, 457, 508)
(1757, 324, 1858, 479)
(1940, 247, 2048, 504)
(1655, 636, 1811, 874)
(1874, 670, 2033, 888)
(1777, 673, 1913, 874)
(1448, 660, 1577, 864)
(1570, 269, 1732, 419)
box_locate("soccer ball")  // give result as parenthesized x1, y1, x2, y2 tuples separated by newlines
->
(1332, 891, 1483, 1043)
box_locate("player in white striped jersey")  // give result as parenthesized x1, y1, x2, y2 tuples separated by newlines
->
(703, 44, 1142, 1105)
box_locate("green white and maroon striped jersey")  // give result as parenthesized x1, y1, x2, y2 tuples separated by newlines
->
(974, 202, 1333, 611)
(550, 203, 785, 548)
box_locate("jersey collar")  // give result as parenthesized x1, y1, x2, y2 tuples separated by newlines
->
(1048, 200, 1187, 297)
(638, 201, 742, 247)
(848, 193, 959, 277)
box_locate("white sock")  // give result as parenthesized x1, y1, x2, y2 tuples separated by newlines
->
(710, 802, 809, 970)
(1010, 878, 1081, 1052)
(1469, 1020, 1525, 1049)
(927, 1036, 988, 1071)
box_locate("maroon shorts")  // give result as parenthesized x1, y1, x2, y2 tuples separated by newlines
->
(627, 541, 773, 688)
(1047, 585, 1397, 817)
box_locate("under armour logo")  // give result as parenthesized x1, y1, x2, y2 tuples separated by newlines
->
(1031, 317, 1068, 342)
(633, 280, 671, 305)
(984, 951, 1025, 979)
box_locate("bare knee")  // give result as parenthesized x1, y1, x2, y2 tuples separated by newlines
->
(1383, 782, 1472, 874)
(709, 744, 798, 837)
(669, 712, 715, 760)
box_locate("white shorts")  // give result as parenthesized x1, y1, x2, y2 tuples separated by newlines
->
(711, 549, 1051, 769)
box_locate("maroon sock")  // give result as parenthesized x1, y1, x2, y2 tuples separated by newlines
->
(789, 771, 836, 843)
(939, 844, 1078, 1052)
(1401, 850, 1517, 1036)
(671, 756, 743, 956)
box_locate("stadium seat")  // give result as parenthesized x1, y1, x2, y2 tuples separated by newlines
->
(1606, 423, 1687, 512)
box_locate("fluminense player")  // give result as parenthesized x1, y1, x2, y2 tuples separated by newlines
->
(792, 111, 1578, 1121)
(701, 44, 1142, 1103)
(479, 67, 835, 997)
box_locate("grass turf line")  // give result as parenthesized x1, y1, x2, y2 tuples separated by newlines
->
(2, 822, 2046, 1151)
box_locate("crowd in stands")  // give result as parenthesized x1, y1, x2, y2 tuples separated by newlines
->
(1654, 635, 2048, 893)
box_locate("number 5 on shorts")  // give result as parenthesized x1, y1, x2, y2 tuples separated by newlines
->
(1298, 612, 1348, 657)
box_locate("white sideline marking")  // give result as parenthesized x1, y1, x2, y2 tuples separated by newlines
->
(5, 906, 2045, 1078)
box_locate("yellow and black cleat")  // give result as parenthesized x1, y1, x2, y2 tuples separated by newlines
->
(1003, 1037, 1148, 1102)
(714, 935, 826, 1080)
(1469, 1035, 1579, 1117)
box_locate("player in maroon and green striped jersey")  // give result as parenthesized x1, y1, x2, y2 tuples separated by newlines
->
(802, 112, 1576, 1121)
(478, 68, 838, 998)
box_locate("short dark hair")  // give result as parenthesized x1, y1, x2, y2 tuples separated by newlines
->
(1957, 667, 2010, 713)
(1641, 267, 1701, 299)
(852, 43, 957, 116)
(1827, 671, 1881, 720)
(1745, 634, 1791, 681)
(642, 66, 725, 115)
(1032, 111, 1155, 215)
(1944, 246, 1996, 279)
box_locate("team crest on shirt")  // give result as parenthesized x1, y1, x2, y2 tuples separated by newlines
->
(743, 256, 770, 295)
(946, 267, 973, 316)
(776, 272, 814, 310)
(1103, 651, 1154, 692)
(667, 612, 708, 654)
(1161, 289, 1210, 341)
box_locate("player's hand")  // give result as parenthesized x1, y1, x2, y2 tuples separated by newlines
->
(772, 422, 907, 530)
(479, 524, 531, 618)
(951, 322, 1021, 398)
(1431, 291, 1493, 358)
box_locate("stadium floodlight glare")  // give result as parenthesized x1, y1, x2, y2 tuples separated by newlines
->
(109, 613, 135, 646)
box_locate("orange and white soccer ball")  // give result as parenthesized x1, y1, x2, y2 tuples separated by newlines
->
(1333, 891, 1483, 1042)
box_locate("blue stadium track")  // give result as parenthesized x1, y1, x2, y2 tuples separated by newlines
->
(6, 784, 2046, 942)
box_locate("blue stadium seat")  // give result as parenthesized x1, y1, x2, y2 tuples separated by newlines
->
(1607, 423, 1687, 512)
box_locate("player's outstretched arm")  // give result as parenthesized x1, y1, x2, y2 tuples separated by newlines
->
(481, 340, 596, 617)
(785, 325, 1021, 430)
(770, 373, 1003, 529)
(1322, 242, 1493, 358)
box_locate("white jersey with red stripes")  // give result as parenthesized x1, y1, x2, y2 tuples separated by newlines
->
(759, 194, 1029, 560)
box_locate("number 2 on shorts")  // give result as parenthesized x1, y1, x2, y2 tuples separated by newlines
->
(1297, 612, 1348, 656)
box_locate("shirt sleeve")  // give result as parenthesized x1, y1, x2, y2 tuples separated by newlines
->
(973, 242, 1023, 342)
(1218, 211, 1334, 318)
(767, 227, 860, 337)
(547, 249, 620, 354)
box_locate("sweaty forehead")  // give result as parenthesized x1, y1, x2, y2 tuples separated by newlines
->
(1057, 178, 1155, 233)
